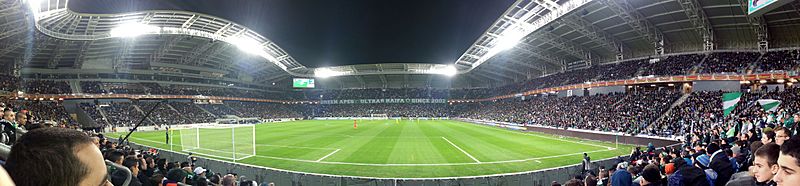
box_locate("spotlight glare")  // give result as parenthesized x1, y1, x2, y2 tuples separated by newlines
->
(227, 36, 266, 56)
(110, 23, 159, 38)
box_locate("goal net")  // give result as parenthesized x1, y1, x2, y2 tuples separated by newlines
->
(370, 114, 389, 120)
(180, 124, 256, 162)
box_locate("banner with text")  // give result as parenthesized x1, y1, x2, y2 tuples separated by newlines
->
(320, 99, 448, 104)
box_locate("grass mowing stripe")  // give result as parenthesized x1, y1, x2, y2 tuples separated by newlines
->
(442, 120, 599, 158)
(109, 120, 634, 178)
(426, 120, 527, 161)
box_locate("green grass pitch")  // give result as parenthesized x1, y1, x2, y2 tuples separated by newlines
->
(107, 119, 633, 178)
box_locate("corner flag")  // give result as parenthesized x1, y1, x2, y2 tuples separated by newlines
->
(722, 92, 742, 117)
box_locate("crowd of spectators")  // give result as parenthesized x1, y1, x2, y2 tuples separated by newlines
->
(3, 126, 265, 186)
(21, 80, 71, 94)
(701, 52, 760, 74)
(198, 104, 242, 117)
(136, 102, 192, 127)
(97, 102, 155, 127)
(758, 50, 800, 72)
(310, 104, 449, 118)
(79, 81, 291, 100)
(0, 74, 19, 93)
(169, 102, 217, 123)
(81, 103, 109, 126)
(640, 54, 704, 76)
(451, 89, 681, 134)
(226, 102, 303, 119)
(561, 133, 800, 186)
(299, 88, 449, 100)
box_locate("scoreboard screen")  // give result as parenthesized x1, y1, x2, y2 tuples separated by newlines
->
(293, 78, 315, 88)
(748, 0, 791, 16)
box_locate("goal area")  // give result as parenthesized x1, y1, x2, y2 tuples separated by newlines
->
(369, 113, 389, 119)
(179, 124, 256, 161)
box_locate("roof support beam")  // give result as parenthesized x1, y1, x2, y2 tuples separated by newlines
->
(150, 36, 184, 64)
(471, 70, 507, 82)
(558, 14, 626, 59)
(675, 0, 715, 50)
(478, 67, 516, 80)
(47, 40, 69, 68)
(514, 41, 565, 68)
(492, 60, 533, 78)
(504, 55, 545, 73)
(737, 0, 769, 51)
(529, 31, 596, 63)
(601, 0, 666, 54)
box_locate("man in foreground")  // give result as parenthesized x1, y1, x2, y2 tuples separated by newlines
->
(4, 127, 112, 186)
(774, 136, 800, 186)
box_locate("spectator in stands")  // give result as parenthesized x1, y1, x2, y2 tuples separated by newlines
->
(222, 174, 237, 186)
(107, 150, 125, 165)
(15, 112, 26, 129)
(5, 127, 112, 186)
(750, 143, 780, 185)
(670, 157, 710, 185)
(194, 167, 209, 185)
(775, 127, 791, 146)
(775, 136, 800, 186)
(165, 168, 188, 185)
(708, 143, 735, 186)
(639, 164, 662, 186)
(112, 157, 143, 186)
(763, 130, 776, 144)
(611, 162, 632, 186)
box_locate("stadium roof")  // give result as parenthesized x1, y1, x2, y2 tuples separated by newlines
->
(2, 0, 800, 90)
(458, 0, 800, 85)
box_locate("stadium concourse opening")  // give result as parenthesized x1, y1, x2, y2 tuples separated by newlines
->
(2, 0, 800, 185)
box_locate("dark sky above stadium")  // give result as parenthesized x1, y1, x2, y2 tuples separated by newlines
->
(70, 0, 515, 68)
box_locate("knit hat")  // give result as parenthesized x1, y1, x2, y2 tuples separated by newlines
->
(696, 154, 711, 168)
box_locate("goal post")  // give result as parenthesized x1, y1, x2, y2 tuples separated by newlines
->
(179, 124, 256, 162)
(370, 113, 389, 120)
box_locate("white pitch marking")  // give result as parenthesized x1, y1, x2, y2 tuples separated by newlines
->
(441, 137, 481, 163)
(316, 149, 341, 162)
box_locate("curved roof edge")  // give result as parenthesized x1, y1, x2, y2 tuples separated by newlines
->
(25, 0, 312, 77)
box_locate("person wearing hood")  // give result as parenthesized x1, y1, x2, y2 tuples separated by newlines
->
(670, 157, 710, 185)
(612, 162, 632, 186)
(708, 143, 735, 186)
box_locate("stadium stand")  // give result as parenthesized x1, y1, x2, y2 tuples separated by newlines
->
(2, 0, 800, 185)
(757, 50, 800, 72)
(701, 52, 760, 74)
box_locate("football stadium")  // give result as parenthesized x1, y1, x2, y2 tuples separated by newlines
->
(0, 0, 799, 185)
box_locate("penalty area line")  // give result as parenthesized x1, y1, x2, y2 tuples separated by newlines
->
(316, 149, 341, 162)
(441, 137, 481, 163)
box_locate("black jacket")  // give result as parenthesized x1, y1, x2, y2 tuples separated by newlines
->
(674, 158, 710, 186)
(709, 150, 735, 186)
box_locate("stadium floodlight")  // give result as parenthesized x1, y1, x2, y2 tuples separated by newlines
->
(110, 23, 159, 38)
(432, 65, 458, 77)
(24, 0, 42, 17)
(227, 36, 266, 56)
(491, 28, 525, 53)
(314, 68, 346, 78)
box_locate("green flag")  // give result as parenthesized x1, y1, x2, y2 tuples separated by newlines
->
(757, 99, 781, 112)
(722, 92, 742, 117)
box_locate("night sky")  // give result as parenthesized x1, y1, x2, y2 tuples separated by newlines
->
(69, 0, 515, 68)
